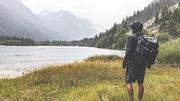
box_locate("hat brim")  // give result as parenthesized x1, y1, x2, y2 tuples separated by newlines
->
(128, 23, 134, 28)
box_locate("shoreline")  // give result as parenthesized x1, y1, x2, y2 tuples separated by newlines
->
(0, 46, 125, 78)
(0, 45, 125, 51)
(0, 60, 84, 79)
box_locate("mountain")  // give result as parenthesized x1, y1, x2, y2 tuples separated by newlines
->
(81, 0, 180, 49)
(0, 0, 102, 41)
(39, 10, 103, 40)
(0, 0, 54, 40)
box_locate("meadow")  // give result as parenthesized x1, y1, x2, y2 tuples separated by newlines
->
(0, 55, 180, 101)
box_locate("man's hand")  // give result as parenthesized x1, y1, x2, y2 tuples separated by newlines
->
(122, 58, 127, 69)
(147, 65, 151, 69)
(122, 61, 126, 69)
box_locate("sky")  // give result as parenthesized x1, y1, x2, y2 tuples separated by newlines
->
(21, 0, 154, 29)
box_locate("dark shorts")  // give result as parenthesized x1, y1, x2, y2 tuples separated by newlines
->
(125, 63, 146, 83)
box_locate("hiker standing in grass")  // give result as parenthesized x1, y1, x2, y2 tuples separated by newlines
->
(123, 21, 146, 101)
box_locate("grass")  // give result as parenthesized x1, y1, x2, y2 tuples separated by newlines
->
(85, 55, 123, 62)
(0, 55, 180, 101)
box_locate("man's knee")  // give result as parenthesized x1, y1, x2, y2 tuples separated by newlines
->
(126, 83, 133, 88)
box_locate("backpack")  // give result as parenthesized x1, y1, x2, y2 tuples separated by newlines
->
(134, 36, 159, 66)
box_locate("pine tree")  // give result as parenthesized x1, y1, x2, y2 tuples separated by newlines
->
(168, 20, 180, 37)
(155, 12, 160, 23)
(161, 6, 169, 22)
(159, 21, 167, 32)
(173, 8, 180, 23)
(110, 23, 117, 33)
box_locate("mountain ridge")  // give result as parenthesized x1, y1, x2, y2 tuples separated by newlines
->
(39, 10, 102, 40)
(0, 0, 53, 40)
(0, 0, 102, 41)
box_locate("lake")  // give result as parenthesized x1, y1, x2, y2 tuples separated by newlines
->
(0, 46, 125, 77)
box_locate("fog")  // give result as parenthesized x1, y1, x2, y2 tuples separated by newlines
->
(22, 0, 155, 29)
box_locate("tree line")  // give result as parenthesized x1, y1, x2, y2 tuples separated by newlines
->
(0, 35, 93, 46)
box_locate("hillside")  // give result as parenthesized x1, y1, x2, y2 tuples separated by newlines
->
(39, 10, 102, 40)
(0, 0, 102, 41)
(0, 0, 53, 40)
(82, 0, 180, 49)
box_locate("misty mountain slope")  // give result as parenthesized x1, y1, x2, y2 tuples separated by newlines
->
(39, 11, 102, 40)
(0, 0, 103, 41)
(0, 0, 53, 40)
(0, 0, 67, 40)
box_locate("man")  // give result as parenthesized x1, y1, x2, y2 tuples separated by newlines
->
(123, 21, 146, 101)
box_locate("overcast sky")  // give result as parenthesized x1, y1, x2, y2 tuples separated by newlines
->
(21, 0, 154, 29)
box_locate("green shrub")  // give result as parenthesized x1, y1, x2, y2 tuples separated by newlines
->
(157, 38, 180, 64)
(157, 33, 170, 43)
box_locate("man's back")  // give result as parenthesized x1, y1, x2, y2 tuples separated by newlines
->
(123, 21, 146, 101)
(123, 32, 144, 68)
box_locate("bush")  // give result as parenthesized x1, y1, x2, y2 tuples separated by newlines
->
(157, 38, 180, 64)
(157, 32, 170, 43)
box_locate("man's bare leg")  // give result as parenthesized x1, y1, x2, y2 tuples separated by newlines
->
(138, 83, 144, 101)
(126, 83, 134, 101)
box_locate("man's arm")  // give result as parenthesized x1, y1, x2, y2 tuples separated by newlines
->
(122, 36, 136, 68)
(125, 36, 136, 61)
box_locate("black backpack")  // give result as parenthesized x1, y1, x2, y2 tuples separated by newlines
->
(134, 36, 159, 66)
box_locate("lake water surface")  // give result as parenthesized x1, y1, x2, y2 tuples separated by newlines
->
(0, 46, 125, 77)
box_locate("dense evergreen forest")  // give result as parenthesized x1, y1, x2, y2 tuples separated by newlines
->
(157, 2, 180, 37)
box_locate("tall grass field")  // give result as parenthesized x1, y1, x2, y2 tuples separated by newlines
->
(0, 55, 180, 101)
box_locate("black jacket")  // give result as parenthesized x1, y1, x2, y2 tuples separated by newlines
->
(123, 32, 142, 69)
